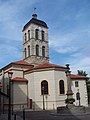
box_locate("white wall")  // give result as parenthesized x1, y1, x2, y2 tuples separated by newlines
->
(72, 79, 88, 107)
(25, 70, 56, 110)
(25, 69, 68, 110)
(54, 70, 67, 107)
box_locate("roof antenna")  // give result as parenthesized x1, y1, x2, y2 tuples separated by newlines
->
(32, 7, 37, 19)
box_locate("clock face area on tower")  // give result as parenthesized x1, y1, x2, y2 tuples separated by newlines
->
(22, 14, 49, 65)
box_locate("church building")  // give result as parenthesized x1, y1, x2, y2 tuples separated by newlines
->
(0, 14, 88, 111)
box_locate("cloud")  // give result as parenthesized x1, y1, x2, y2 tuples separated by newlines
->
(0, 0, 90, 76)
(0, 42, 22, 68)
(70, 56, 90, 76)
(0, 0, 37, 67)
(50, 24, 90, 51)
(0, 0, 37, 40)
(49, 25, 90, 75)
(49, 33, 79, 54)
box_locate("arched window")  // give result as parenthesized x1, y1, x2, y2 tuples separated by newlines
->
(42, 30, 45, 41)
(24, 48, 26, 58)
(42, 46, 45, 57)
(59, 80, 65, 94)
(35, 29, 39, 39)
(28, 45, 30, 57)
(41, 80, 48, 95)
(36, 45, 39, 56)
(25, 33, 27, 41)
(28, 30, 30, 40)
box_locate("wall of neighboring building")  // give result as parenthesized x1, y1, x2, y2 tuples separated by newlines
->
(72, 79, 88, 107)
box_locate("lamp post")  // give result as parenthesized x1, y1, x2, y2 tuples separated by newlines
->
(0, 82, 2, 115)
(8, 71, 13, 120)
(42, 87, 45, 110)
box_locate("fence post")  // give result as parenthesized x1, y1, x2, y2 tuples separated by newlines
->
(14, 114, 16, 120)
(23, 108, 25, 120)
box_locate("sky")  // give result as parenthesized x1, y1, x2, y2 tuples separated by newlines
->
(0, 0, 90, 76)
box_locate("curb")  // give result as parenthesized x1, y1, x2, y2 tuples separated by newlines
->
(50, 112, 90, 116)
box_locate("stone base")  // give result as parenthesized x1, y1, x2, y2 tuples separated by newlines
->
(57, 105, 86, 114)
(66, 104, 75, 108)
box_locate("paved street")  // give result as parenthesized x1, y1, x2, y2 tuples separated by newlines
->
(0, 114, 23, 120)
(15, 108, 90, 120)
(1, 107, 90, 120)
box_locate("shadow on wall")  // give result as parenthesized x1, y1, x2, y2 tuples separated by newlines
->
(32, 102, 42, 111)
(1, 80, 43, 112)
(1, 79, 29, 112)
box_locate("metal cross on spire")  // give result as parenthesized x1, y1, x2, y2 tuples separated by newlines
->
(34, 7, 36, 14)
(32, 7, 37, 19)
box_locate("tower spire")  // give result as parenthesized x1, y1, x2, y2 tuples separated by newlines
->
(23, 11, 49, 65)
(32, 7, 37, 19)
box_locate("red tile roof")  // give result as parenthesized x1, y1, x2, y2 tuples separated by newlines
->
(25, 62, 67, 73)
(34, 62, 66, 69)
(70, 74, 87, 79)
(1, 60, 34, 70)
(12, 77, 28, 82)
(12, 60, 33, 66)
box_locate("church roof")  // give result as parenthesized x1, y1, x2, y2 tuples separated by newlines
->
(70, 74, 88, 79)
(11, 60, 32, 66)
(1, 60, 33, 70)
(34, 62, 66, 69)
(25, 62, 67, 73)
(12, 77, 28, 82)
(22, 18, 48, 31)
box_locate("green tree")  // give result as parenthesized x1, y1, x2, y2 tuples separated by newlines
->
(77, 70, 87, 76)
(77, 70, 90, 104)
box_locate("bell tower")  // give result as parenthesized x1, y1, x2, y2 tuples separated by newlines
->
(22, 14, 49, 65)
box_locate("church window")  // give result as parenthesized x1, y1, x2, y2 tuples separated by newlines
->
(59, 80, 65, 94)
(24, 48, 27, 58)
(41, 80, 48, 95)
(28, 45, 30, 57)
(35, 29, 39, 39)
(28, 30, 30, 40)
(36, 45, 39, 56)
(42, 30, 45, 41)
(42, 46, 45, 57)
(25, 33, 27, 41)
(75, 81, 79, 87)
